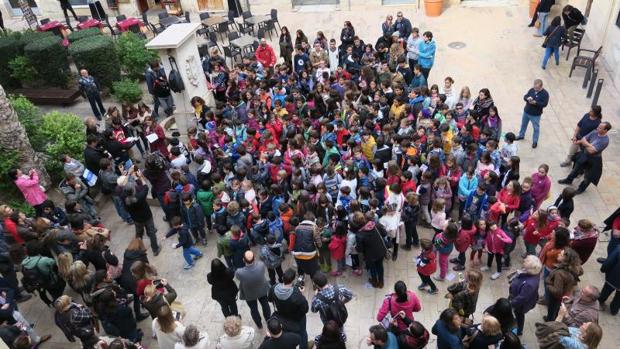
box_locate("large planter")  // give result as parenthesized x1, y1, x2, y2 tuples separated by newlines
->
(424, 0, 443, 17)
(529, 0, 539, 18)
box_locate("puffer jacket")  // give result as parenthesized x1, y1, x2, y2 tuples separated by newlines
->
(455, 227, 476, 253)
(376, 291, 422, 331)
(509, 272, 540, 313)
(255, 44, 276, 68)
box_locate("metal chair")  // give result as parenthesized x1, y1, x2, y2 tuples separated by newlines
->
(217, 21, 229, 42)
(207, 31, 221, 54)
(143, 12, 165, 34)
(228, 31, 240, 42)
(184, 11, 190, 23)
(105, 17, 121, 38)
(199, 12, 210, 20)
(242, 11, 252, 20)
(116, 15, 127, 21)
(270, 9, 281, 32)
(223, 45, 242, 66)
(196, 27, 209, 37)
(158, 12, 169, 20)
(198, 44, 210, 58)
(257, 27, 267, 40)
(129, 24, 146, 39)
(238, 22, 253, 35)
(227, 10, 238, 31)
(569, 46, 603, 78)
(251, 40, 259, 53)
(561, 28, 585, 61)
(40, 18, 51, 25)
(262, 19, 276, 39)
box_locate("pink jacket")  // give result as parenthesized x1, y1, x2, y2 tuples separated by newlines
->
(15, 172, 47, 206)
(376, 291, 422, 331)
(530, 172, 551, 208)
(485, 228, 513, 254)
(328, 234, 347, 260)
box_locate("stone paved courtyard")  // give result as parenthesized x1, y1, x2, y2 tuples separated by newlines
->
(6, 1, 620, 348)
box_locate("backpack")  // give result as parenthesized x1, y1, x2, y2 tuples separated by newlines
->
(168, 57, 185, 93)
(317, 287, 348, 326)
(21, 257, 50, 293)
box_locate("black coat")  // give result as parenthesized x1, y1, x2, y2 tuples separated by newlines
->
(121, 183, 153, 223)
(268, 285, 309, 322)
(356, 222, 387, 263)
(207, 268, 239, 302)
(119, 249, 148, 293)
(84, 146, 106, 173)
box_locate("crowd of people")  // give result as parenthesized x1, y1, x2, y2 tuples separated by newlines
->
(1, 7, 616, 349)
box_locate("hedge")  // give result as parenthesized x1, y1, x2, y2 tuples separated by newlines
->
(0, 36, 22, 88)
(24, 36, 70, 88)
(68, 28, 102, 43)
(116, 32, 159, 80)
(69, 35, 121, 90)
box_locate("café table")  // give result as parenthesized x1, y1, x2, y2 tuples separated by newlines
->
(77, 18, 103, 30)
(159, 16, 180, 28)
(230, 34, 256, 51)
(244, 14, 271, 26)
(117, 17, 144, 32)
(202, 16, 228, 28)
(38, 20, 64, 32)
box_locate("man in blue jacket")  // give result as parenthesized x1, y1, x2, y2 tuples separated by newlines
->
(516, 79, 549, 148)
(599, 243, 620, 315)
(418, 31, 436, 80)
(393, 11, 412, 39)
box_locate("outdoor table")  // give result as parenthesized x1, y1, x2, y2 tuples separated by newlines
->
(117, 17, 144, 32)
(77, 18, 103, 30)
(202, 16, 228, 28)
(244, 15, 271, 26)
(159, 16, 180, 28)
(230, 35, 255, 50)
(38, 20, 64, 32)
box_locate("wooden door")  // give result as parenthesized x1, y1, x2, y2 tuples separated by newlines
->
(137, 0, 149, 13)
(197, 0, 224, 10)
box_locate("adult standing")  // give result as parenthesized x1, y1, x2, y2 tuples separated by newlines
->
(558, 122, 611, 194)
(268, 268, 309, 349)
(235, 251, 272, 329)
(143, 116, 169, 157)
(562, 5, 585, 37)
(84, 135, 108, 175)
(516, 79, 549, 148)
(376, 280, 422, 332)
(381, 15, 394, 37)
(541, 16, 566, 70)
(599, 242, 620, 315)
(393, 11, 412, 40)
(78, 69, 106, 121)
(355, 212, 387, 288)
(406, 28, 422, 71)
(99, 158, 133, 225)
(118, 173, 161, 256)
(147, 61, 174, 118)
(288, 212, 321, 279)
(339, 21, 355, 52)
(152, 304, 185, 349)
(58, 0, 79, 22)
(544, 248, 583, 321)
(534, 0, 555, 37)
(255, 38, 277, 71)
(54, 295, 99, 349)
(310, 272, 353, 326)
(279, 26, 294, 68)
(207, 258, 239, 318)
(118, 240, 150, 321)
(508, 255, 542, 335)
(560, 106, 602, 167)
(562, 285, 600, 327)
(145, 61, 166, 119)
(8, 168, 47, 217)
(598, 207, 620, 264)
(432, 308, 463, 349)
(257, 318, 300, 349)
(417, 31, 436, 81)
(215, 315, 255, 349)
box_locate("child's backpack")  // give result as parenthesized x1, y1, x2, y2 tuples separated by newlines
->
(317, 288, 349, 326)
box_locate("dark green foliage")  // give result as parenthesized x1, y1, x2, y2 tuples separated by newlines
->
(0, 36, 22, 88)
(116, 32, 159, 80)
(24, 36, 70, 88)
(9, 95, 45, 152)
(69, 35, 121, 90)
(68, 28, 102, 43)
(112, 78, 143, 104)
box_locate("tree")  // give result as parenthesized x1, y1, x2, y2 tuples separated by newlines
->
(0, 84, 50, 188)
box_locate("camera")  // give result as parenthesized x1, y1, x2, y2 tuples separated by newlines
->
(294, 275, 305, 289)
(153, 279, 164, 288)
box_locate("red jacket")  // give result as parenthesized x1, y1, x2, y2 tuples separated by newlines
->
(455, 227, 476, 252)
(523, 217, 558, 245)
(485, 228, 513, 254)
(328, 234, 347, 260)
(255, 44, 276, 67)
(3, 218, 24, 245)
(401, 180, 417, 195)
(417, 249, 437, 276)
(498, 188, 520, 213)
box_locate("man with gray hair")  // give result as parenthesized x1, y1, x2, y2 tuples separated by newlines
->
(561, 285, 600, 327)
(516, 79, 549, 148)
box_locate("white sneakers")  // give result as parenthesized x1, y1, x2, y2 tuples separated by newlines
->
(491, 272, 502, 280)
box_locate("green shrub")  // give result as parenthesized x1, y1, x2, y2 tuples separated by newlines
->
(113, 78, 143, 104)
(7, 199, 36, 217)
(69, 35, 121, 90)
(0, 36, 23, 88)
(9, 56, 37, 84)
(16, 30, 54, 45)
(68, 28, 102, 43)
(24, 36, 70, 88)
(116, 32, 159, 80)
(39, 111, 85, 181)
(0, 148, 21, 196)
(9, 95, 45, 153)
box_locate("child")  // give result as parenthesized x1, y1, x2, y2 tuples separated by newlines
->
(337, 186, 353, 213)
(317, 217, 332, 273)
(180, 192, 207, 246)
(430, 199, 448, 237)
(432, 177, 453, 213)
(553, 187, 576, 222)
(470, 219, 487, 266)
(402, 192, 420, 249)
(522, 208, 557, 256)
(446, 270, 483, 319)
(259, 234, 284, 285)
(433, 222, 458, 281)
(457, 168, 478, 219)
(328, 224, 347, 276)
(346, 223, 362, 277)
(416, 238, 438, 294)
(499, 132, 518, 170)
(379, 204, 402, 261)
(463, 183, 488, 221)
(196, 180, 214, 230)
(452, 215, 475, 271)
(481, 221, 512, 280)
(503, 217, 522, 268)
(211, 198, 228, 236)
(416, 171, 433, 225)
(165, 216, 204, 270)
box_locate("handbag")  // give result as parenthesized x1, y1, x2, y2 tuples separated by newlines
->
(462, 327, 480, 348)
(374, 227, 393, 260)
(542, 26, 559, 48)
(380, 296, 393, 328)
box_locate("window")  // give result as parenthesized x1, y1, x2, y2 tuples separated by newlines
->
(69, 0, 89, 6)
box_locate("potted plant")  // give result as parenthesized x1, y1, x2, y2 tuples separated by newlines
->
(424, 0, 444, 17)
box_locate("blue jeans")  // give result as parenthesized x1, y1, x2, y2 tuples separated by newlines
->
(368, 259, 384, 283)
(182, 246, 202, 265)
(112, 195, 133, 223)
(538, 12, 549, 36)
(518, 112, 541, 144)
(542, 46, 559, 68)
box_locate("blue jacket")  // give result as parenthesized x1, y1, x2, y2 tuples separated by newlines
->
(166, 226, 194, 249)
(432, 319, 463, 349)
(523, 88, 549, 116)
(601, 244, 620, 288)
(418, 40, 436, 69)
(509, 272, 540, 313)
(180, 202, 205, 230)
(409, 73, 427, 89)
(457, 174, 478, 199)
(464, 192, 488, 219)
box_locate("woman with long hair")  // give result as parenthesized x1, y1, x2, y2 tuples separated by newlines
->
(376, 280, 422, 331)
(279, 26, 293, 67)
(206, 258, 239, 317)
(545, 247, 583, 321)
(340, 21, 355, 50)
(541, 16, 566, 70)
(119, 238, 151, 321)
(143, 115, 169, 157)
(470, 88, 494, 121)
(295, 29, 309, 51)
(152, 305, 185, 349)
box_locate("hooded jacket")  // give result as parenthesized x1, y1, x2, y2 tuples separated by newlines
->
(289, 220, 320, 260)
(376, 291, 422, 331)
(417, 40, 436, 69)
(356, 221, 387, 263)
(268, 284, 309, 323)
(255, 44, 277, 68)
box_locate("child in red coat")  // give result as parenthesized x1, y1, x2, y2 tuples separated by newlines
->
(481, 221, 513, 280)
(452, 215, 476, 271)
(416, 238, 438, 294)
(328, 229, 347, 276)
